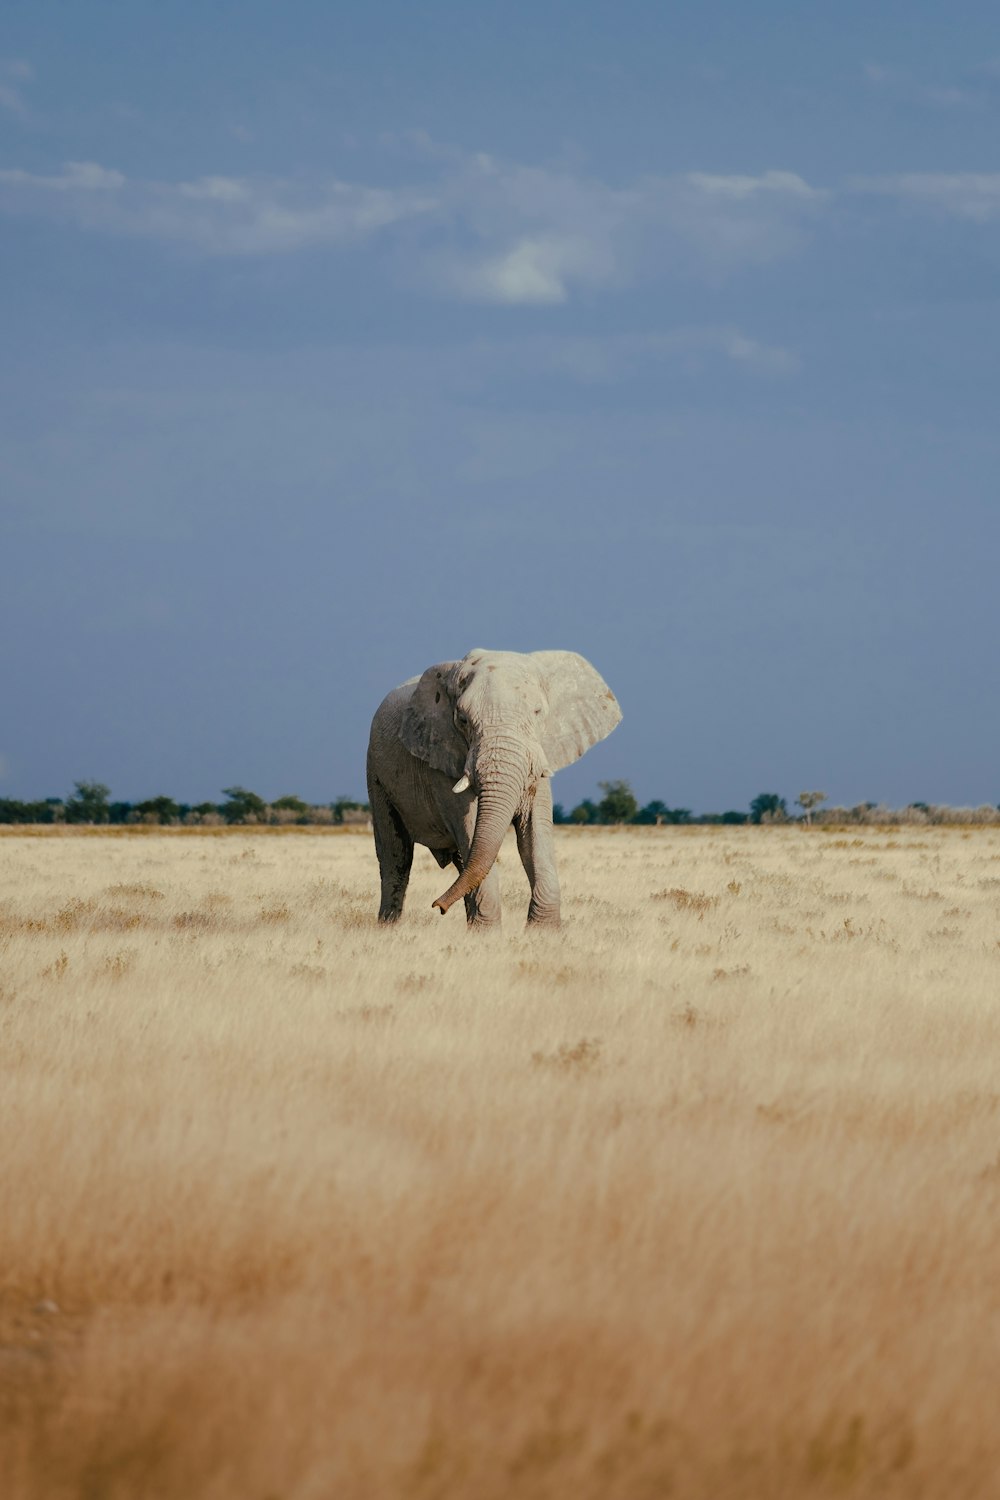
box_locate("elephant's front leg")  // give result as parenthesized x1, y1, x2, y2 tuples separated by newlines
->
(514, 779, 561, 926)
(454, 808, 502, 928)
(463, 863, 502, 928)
(449, 845, 502, 926)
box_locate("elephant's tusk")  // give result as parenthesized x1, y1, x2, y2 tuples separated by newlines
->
(452, 775, 470, 794)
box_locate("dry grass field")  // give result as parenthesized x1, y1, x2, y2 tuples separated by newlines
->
(2, 824, 1000, 1499)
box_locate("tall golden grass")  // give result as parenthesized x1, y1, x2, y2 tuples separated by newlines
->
(2, 825, 999, 1499)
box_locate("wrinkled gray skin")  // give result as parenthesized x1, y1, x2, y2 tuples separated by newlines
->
(366, 648, 621, 927)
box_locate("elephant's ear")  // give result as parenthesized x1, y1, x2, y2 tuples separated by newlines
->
(531, 651, 622, 773)
(399, 662, 466, 778)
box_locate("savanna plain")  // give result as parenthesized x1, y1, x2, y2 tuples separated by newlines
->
(2, 824, 1000, 1500)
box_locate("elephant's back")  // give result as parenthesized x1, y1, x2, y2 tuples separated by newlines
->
(370, 678, 419, 737)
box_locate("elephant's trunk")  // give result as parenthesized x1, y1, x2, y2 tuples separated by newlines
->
(432, 736, 532, 915)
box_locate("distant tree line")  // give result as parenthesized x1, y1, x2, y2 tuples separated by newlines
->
(553, 780, 752, 826)
(554, 781, 698, 826)
(2, 779, 998, 828)
(553, 783, 1000, 827)
(0, 781, 371, 826)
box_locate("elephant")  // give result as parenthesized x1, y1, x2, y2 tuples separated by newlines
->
(366, 648, 621, 927)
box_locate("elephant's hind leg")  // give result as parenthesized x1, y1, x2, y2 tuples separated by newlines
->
(370, 783, 413, 923)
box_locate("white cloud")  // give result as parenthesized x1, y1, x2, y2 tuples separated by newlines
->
(646, 171, 824, 275)
(426, 152, 635, 302)
(443, 219, 621, 306)
(455, 237, 571, 304)
(684, 170, 822, 202)
(0, 160, 125, 191)
(0, 141, 826, 297)
(177, 175, 252, 203)
(426, 154, 824, 300)
(852, 173, 1000, 222)
(0, 160, 437, 253)
(720, 330, 800, 374)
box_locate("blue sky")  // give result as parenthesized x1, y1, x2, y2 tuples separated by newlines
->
(2, 1, 998, 812)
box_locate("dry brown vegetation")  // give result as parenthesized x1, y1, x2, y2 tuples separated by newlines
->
(2, 824, 1000, 1499)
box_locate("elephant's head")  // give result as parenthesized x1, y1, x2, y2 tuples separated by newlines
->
(399, 649, 621, 915)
